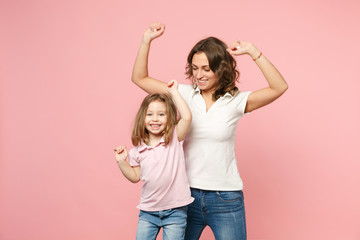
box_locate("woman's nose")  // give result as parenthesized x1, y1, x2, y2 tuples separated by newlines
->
(196, 70, 203, 79)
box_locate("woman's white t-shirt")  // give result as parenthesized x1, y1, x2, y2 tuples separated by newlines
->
(178, 84, 251, 191)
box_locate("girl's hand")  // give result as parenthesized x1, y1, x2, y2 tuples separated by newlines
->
(113, 146, 128, 163)
(227, 40, 260, 59)
(143, 22, 165, 43)
(167, 79, 178, 94)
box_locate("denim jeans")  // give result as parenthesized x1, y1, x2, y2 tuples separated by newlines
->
(185, 188, 246, 240)
(136, 206, 187, 240)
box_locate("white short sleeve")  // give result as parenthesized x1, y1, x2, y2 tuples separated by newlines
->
(234, 91, 251, 114)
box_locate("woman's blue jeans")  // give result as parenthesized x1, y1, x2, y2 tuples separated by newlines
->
(185, 188, 247, 240)
(136, 206, 187, 240)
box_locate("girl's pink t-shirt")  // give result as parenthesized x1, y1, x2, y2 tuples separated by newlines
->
(128, 129, 194, 211)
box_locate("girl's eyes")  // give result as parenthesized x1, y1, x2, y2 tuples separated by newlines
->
(146, 113, 166, 116)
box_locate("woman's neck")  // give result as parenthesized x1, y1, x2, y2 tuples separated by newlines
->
(201, 90, 215, 112)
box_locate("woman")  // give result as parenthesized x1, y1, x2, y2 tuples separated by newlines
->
(131, 22, 288, 240)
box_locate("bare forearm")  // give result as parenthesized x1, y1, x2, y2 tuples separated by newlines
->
(167, 80, 192, 141)
(117, 161, 140, 183)
(130, 23, 168, 94)
(171, 90, 192, 122)
(249, 48, 288, 94)
(131, 39, 151, 84)
(228, 41, 289, 112)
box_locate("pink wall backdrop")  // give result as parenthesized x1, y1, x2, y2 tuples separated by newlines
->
(1, 0, 359, 239)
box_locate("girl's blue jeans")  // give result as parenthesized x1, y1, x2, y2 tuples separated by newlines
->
(185, 188, 247, 240)
(136, 206, 187, 240)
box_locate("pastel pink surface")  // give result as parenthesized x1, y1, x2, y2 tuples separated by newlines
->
(1, 0, 359, 240)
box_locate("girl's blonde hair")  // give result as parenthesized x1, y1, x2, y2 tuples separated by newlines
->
(131, 93, 178, 146)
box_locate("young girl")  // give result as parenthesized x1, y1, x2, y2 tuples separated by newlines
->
(114, 80, 193, 240)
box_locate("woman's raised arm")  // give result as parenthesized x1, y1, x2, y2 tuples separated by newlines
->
(227, 41, 288, 113)
(131, 23, 168, 94)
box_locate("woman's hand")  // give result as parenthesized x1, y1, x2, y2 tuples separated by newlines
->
(227, 40, 261, 59)
(114, 145, 128, 163)
(143, 22, 165, 44)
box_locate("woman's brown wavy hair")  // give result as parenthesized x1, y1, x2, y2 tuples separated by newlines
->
(131, 93, 178, 146)
(185, 37, 239, 101)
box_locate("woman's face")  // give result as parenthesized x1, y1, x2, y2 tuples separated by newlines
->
(191, 52, 218, 94)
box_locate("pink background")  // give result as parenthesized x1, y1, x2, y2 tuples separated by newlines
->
(1, 0, 359, 239)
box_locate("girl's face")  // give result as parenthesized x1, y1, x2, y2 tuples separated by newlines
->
(191, 52, 218, 94)
(144, 100, 168, 138)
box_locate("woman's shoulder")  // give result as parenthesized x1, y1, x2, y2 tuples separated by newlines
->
(178, 83, 198, 102)
(228, 90, 251, 113)
(234, 90, 251, 98)
(178, 83, 194, 95)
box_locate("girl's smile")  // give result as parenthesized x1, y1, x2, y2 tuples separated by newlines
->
(145, 100, 168, 138)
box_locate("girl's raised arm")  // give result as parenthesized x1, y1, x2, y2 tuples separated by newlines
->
(167, 80, 192, 142)
(131, 23, 168, 94)
(227, 41, 288, 113)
